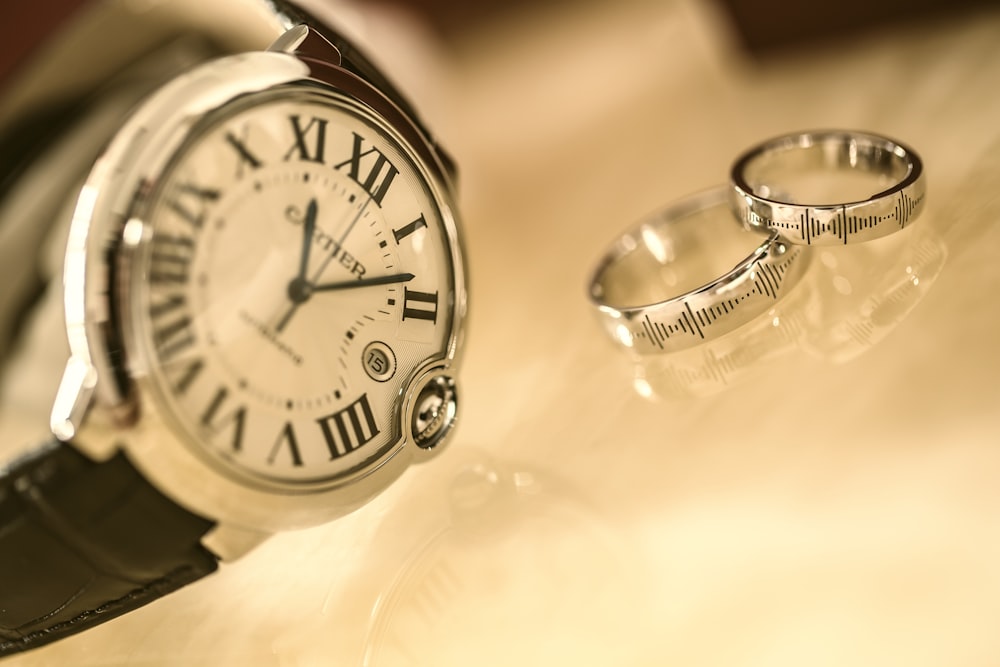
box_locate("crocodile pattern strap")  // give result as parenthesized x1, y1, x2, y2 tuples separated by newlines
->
(0, 441, 219, 655)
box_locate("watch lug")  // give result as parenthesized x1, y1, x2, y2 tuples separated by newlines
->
(269, 24, 342, 67)
(201, 523, 271, 562)
(50, 356, 97, 443)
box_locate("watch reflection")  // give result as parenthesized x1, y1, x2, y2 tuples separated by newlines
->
(270, 448, 651, 666)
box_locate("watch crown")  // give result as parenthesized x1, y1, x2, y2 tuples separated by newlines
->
(410, 374, 458, 452)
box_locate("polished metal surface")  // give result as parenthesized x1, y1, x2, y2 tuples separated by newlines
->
(56, 42, 465, 535)
(589, 187, 809, 355)
(730, 129, 925, 245)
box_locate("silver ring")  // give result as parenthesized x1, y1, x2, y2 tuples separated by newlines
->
(588, 187, 809, 355)
(730, 130, 925, 246)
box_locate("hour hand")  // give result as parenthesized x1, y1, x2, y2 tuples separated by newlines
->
(297, 198, 318, 281)
(311, 272, 414, 292)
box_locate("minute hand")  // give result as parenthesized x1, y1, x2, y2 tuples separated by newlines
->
(312, 272, 415, 293)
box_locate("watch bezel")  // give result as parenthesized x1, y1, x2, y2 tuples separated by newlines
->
(60, 48, 467, 532)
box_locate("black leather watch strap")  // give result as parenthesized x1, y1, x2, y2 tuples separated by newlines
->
(0, 441, 219, 656)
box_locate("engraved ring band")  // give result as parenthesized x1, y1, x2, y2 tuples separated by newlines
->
(588, 187, 809, 355)
(730, 130, 925, 246)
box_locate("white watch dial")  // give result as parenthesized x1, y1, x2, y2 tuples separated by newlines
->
(135, 87, 458, 487)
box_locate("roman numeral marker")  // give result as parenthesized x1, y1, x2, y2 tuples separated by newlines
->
(163, 356, 204, 395)
(392, 214, 427, 244)
(225, 130, 263, 178)
(402, 287, 439, 324)
(150, 293, 195, 362)
(201, 386, 247, 453)
(333, 132, 398, 207)
(149, 233, 195, 284)
(166, 182, 220, 229)
(267, 421, 305, 467)
(284, 115, 328, 164)
(317, 394, 380, 459)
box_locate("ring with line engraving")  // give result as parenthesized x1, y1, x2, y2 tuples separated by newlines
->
(729, 130, 925, 246)
(588, 187, 810, 355)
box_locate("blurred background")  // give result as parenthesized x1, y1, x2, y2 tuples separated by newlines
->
(2, 0, 996, 84)
(2, 0, 1000, 665)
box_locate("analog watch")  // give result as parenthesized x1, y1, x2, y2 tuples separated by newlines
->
(0, 0, 466, 655)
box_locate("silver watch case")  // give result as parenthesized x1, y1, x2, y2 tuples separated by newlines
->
(50, 26, 467, 549)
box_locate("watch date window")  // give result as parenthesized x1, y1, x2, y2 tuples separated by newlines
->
(364, 341, 397, 382)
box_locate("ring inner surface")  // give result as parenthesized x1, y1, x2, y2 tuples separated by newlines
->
(597, 203, 768, 310)
(744, 137, 910, 206)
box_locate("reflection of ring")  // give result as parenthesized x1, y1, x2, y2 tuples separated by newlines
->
(802, 224, 947, 363)
(730, 130, 925, 246)
(631, 272, 810, 399)
(588, 187, 809, 355)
